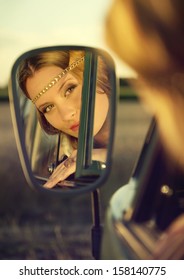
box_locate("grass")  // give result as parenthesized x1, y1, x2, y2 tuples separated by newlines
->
(0, 86, 9, 101)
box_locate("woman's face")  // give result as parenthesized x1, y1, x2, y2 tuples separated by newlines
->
(106, 0, 184, 168)
(26, 65, 109, 138)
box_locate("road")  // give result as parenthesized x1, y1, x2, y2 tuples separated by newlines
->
(0, 100, 151, 259)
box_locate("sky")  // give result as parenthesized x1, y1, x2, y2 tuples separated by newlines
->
(0, 0, 135, 87)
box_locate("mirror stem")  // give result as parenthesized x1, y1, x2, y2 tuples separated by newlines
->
(91, 189, 103, 260)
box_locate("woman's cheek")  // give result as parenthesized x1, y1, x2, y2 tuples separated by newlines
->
(45, 114, 59, 129)
(93, 95, 109, 135)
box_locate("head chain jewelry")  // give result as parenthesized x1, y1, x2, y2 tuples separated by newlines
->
(31, 56, 84, 104)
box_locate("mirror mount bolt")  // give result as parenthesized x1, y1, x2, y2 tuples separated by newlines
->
(48, 163, 55, 175)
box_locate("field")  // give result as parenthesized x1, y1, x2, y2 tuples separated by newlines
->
(0, 100, 151, 259)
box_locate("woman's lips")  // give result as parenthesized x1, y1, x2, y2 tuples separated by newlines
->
(70, 123, 80, 132)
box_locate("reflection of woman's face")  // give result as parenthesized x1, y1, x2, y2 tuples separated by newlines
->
(26, 66, 109, 138)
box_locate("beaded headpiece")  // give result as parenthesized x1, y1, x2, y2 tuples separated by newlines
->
(31, 56, 84, 104)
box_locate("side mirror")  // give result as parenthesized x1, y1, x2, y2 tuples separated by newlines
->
(8, 46, 116, 196)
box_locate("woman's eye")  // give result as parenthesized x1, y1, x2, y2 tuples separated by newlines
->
(64, 84, 77, 97)
(43, 104, 54, 113)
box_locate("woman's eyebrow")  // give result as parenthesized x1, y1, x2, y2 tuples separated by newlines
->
(57, 76, 74, 92)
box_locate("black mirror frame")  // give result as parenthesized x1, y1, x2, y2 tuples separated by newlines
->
(8, 45, 117, 197)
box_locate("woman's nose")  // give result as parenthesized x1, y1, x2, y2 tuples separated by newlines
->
(57, 104, 76, 121)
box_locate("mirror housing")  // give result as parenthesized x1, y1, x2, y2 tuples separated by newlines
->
(8, 46, 117, 197)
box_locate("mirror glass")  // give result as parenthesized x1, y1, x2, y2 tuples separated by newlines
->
(9, 47, 116, 193)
